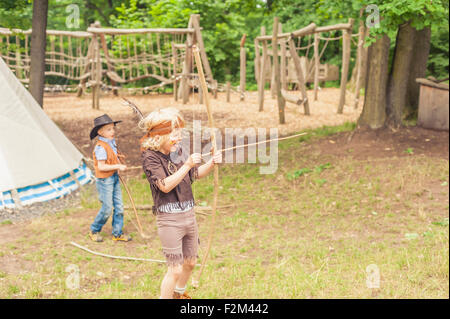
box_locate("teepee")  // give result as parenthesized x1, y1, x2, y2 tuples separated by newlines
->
(0, 57, 92, 209)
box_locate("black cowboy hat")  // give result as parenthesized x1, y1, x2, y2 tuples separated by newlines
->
(89, 114, 122, 140)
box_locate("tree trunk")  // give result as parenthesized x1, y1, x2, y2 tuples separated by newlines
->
(405, 26, 431, 118)
(386, 22, 416, 127)
(358, 35, 390, 129)
(29, 0, 48, 108)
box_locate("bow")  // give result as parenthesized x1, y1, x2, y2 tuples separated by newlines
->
(119, 98, 151, 240)
(118, 174, 151, 240)
(191, 45, 219, 288)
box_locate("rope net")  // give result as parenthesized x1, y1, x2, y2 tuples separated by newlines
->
(0, 29, 93, 86)
(101, 32, 187, 87)
(255, 28, 356, 85)
(0, 28, 190, 93)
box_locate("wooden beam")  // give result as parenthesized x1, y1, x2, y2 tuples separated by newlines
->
(315, 23, 352, 33)
(256, 23, 316, 41)
(87, 27, 195, 35)
(290, 23, 317, 38)
(281, 89, 303, 105)
(288, 37, 310, 115)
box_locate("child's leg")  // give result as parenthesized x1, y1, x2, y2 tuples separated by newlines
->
(111, 173, 124, 237)
(160, 264, 183, 299)
(157, 213, 184, 298)
(175, 257, 197, 291)
(90, 176, 114, 233)
(176, 209, 198, 290)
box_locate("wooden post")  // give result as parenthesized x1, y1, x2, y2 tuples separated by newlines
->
(280, 23, 287, 91)
(198, 80, 203, 104)
(191, 14, 213, 81)
(77, 36, 93, 98)
(15, 36, 23, 79)
(90, 22, 102, 110)
(172, 42, 178, 101)
(93, 34, 101, 109)
(288, 37, 310, 115)
(213, 79, 218, 99)
(272, 17, 286, 124)
(226, 81, 231, 102)
(313, 32, 320, 101)
(258, 26, 267, 112)
(180, 16, 194, 104)
(354, 20, 365, 109)
(337, 19, 353, 114)
(99, 33, 118, 96)
(239, 34, 246, 101)
(254, 38, 260, 86)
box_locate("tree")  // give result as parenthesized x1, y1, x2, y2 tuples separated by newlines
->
(358, 34, 390, 128)
(359, 0, 448, 128)
(29, 0, 49, 108)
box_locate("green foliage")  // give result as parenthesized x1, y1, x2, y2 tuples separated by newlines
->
(428, 22, 449, 78)
(432, 218, 449, 227)
(405, 148, 414, 155)
(366, 0, 449, 44)
(0, 0, 448, 83)
(287, 167, 312, 180)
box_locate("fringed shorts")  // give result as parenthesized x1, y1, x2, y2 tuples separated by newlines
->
(156, 208, 199, 267)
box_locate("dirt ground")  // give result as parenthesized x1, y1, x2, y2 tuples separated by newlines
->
(311, 126, 449, 161)
(42, 88, 448, 170)
(0, 89, 448, 298)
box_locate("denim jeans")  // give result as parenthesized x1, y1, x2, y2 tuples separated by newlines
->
(90, 173, 124, 237)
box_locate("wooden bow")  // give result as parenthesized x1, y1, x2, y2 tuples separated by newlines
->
(118, 174, 151, 240)
(191, 45, 219, 288)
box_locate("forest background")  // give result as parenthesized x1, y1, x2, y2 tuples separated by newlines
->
(0, 0, 448, 90)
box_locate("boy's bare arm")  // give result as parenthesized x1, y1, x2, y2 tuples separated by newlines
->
(97, 160, 126, 172)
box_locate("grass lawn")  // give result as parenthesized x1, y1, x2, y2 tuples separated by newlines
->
(0, 123, 448, 299)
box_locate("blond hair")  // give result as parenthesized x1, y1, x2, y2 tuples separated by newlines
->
(140, 107, 184, 151)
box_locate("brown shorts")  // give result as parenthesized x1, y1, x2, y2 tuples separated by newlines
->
(156, 208, 199, 266)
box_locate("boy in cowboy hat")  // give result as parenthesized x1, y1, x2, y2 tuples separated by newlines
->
(88, 114, 132, 242)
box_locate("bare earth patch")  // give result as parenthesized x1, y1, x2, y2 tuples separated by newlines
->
(43, 88, 361, 170)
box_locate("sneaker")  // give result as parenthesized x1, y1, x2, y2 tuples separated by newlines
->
(112, 234, 132, 242)
(89, 231, 103, 242)
(173, 291, 192, 299)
